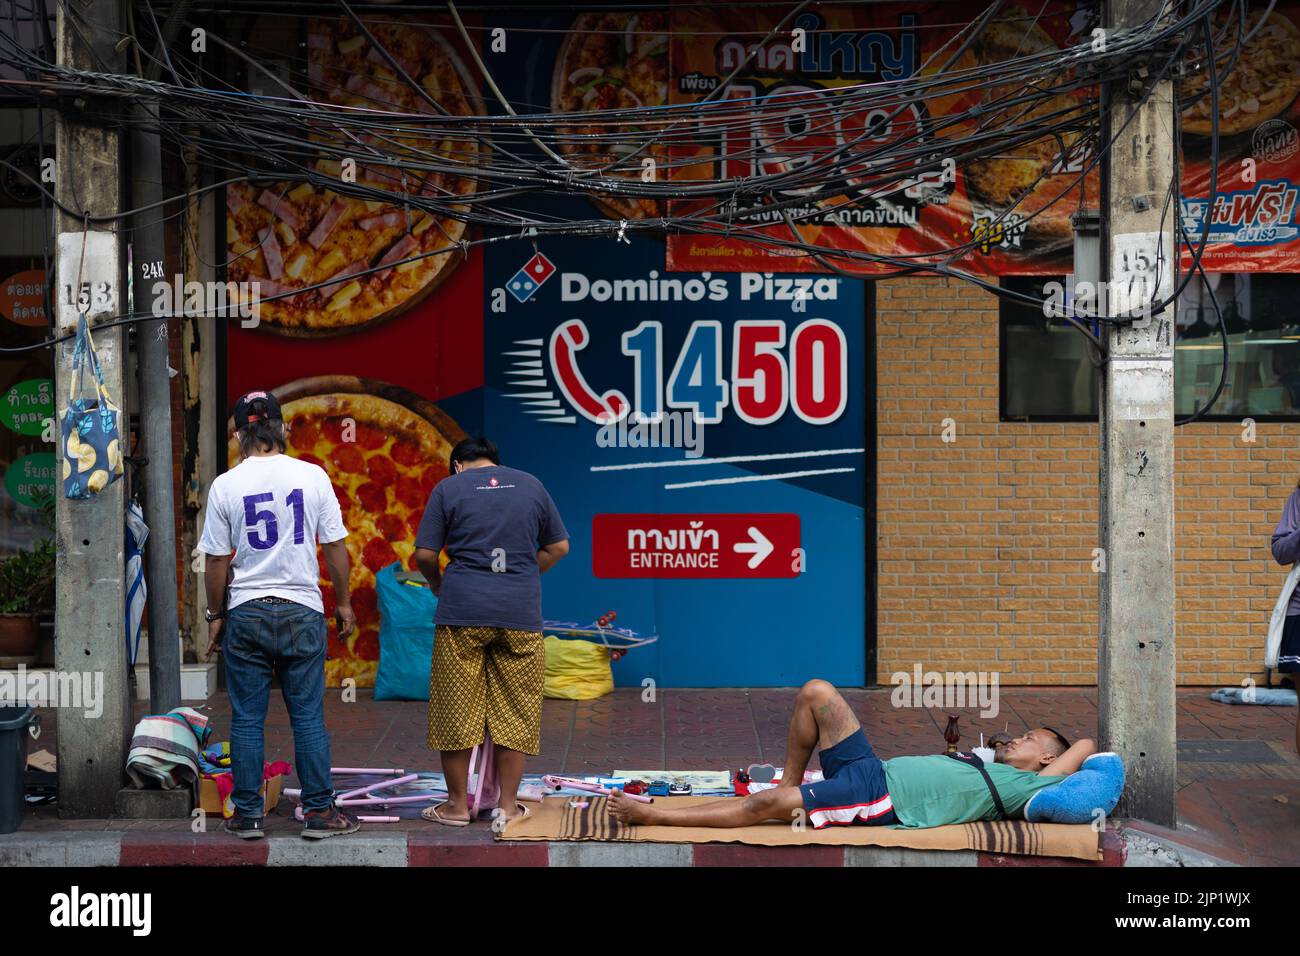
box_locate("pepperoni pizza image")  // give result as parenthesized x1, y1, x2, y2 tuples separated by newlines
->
(227, 376, 465, 687)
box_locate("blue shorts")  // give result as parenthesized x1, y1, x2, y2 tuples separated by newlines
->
(798, 729, 897, 829)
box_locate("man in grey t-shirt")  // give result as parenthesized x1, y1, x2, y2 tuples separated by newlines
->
(413, 436, 569, 826)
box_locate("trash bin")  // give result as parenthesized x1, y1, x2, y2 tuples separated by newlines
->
(0, 706, 36, 834)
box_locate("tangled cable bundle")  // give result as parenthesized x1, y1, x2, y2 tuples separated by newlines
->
(0, 0, 1257, 421)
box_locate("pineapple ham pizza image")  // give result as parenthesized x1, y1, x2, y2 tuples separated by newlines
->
(227, 376, 466, 687)
(225, 19, 482, 335)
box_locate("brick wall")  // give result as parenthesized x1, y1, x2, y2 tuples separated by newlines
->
(874, 275, 1292, 685)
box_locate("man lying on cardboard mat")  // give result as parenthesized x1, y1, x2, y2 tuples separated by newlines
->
(608, 680, 1109, 831)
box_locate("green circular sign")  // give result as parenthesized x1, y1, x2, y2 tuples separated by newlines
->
(0, 379, 52, 437)
(5, 453, 56, 507)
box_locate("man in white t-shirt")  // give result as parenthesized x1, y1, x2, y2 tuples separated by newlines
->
(198, 390, 360, 840)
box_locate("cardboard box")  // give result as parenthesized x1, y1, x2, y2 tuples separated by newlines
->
(198, 773, 283, 816)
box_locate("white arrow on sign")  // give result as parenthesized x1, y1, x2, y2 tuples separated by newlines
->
(733, 527, 774, 569)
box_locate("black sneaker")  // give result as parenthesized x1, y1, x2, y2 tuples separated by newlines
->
(301, 805, 361, 840)
(223, 815, 266, 840)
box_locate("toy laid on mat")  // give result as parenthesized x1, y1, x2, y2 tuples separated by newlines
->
(543, 611, 657, 700)
(468, 733, 500, 818)
(287, 769, 443, 823)
(1024, 752, 1125, 825)
(544, 611, 658, 656)
(421, 731, 506, 826)
(542, 775, 653, 804)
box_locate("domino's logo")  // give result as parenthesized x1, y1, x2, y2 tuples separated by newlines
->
(507, 252, 556, 303)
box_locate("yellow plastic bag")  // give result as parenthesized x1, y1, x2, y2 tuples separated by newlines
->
(543, 637, 614, 700)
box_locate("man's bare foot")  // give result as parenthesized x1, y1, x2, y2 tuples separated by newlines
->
(607, 790, 656, 826)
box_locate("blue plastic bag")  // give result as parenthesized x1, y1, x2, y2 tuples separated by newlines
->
(1210, 686, 1298, 706)
(61, 314, 124, 500)
(374, 561, 437, 701)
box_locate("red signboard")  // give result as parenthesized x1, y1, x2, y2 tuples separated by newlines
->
(667, 1, 1095, 277)
(0, 270, 48, 327)
(667, 2, 1300, 275)
(593, 513, 801, 579)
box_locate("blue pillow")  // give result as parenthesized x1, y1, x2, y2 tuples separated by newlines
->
(1024, 752, 1125, 825)
(374, 562, 437, 701)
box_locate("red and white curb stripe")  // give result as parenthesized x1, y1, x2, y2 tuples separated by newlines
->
(0, 830, 1130, 867)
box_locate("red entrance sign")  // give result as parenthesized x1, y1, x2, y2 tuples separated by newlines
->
(592, 514, 801, 579)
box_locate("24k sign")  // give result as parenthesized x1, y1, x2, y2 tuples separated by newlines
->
(592, 514, 801, 579)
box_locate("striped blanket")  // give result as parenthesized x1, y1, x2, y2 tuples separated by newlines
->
(501, 796, 1102, 861)
(126, 707, 211, 789)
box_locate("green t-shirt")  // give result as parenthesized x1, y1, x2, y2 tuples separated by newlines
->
(883, 755, 1064, 829)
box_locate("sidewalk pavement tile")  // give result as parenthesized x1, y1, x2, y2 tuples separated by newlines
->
(17, 686, 1298, 867)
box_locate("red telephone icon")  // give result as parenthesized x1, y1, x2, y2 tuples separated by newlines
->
(549, 320, 629, 424)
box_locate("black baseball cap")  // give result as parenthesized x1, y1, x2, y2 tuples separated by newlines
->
(233, 390, 283, 430)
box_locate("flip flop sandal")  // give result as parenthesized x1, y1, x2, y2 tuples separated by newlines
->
(422, 802, 471, 827)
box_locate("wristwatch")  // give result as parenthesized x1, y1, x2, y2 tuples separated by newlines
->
(204, 608, 225, 622)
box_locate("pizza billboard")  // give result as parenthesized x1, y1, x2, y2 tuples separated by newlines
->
(216, 5, 1300, 686)
(1178, 4, 1300, 272)
(220, 11, 868, 687)
(665, 1, 1300, 276)
(481, 11, 868, 685)
(666, 0, 1097, 277)
(483, 236, 869, 686)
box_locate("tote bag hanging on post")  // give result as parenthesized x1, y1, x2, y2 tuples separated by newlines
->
(60, 313, 124, 500)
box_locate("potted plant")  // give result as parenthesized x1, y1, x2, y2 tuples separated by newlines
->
(0, 540, 55, 658)
(0, 490, 56, 660)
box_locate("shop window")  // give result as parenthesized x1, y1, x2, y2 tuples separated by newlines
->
(1001, 275, 1098, 420)
(0, 256, 54, 553)
(0, 108, 57, 553)
(1001, 273, 1300, 421)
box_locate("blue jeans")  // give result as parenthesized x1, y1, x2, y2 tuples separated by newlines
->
(224, 600, 334, 816)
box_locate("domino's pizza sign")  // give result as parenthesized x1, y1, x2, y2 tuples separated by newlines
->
(507, 252, 557, 302)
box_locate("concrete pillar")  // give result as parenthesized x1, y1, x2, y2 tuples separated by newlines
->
(53, 0, 131, 817)
(1097, 0, 1178, 826)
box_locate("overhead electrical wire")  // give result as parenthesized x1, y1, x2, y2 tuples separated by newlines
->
(0, 0, 1247, 372)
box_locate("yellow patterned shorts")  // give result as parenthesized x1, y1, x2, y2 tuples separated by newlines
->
(427, 625, 545, 755)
